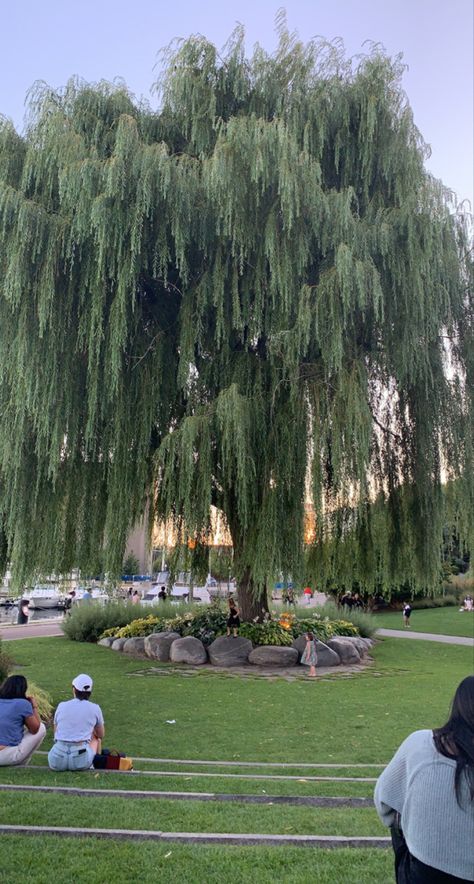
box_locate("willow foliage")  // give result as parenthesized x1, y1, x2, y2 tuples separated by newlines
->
(0, 22, 472, 609)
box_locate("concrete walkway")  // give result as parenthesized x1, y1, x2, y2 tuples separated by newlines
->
(376, 628, 474, 646)
(0, 619, 64, 641)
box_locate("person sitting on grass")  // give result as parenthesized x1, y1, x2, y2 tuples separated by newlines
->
(0, 675, 46, 766)
(375, 674, 474, 883)
(48, 673, 104, 771)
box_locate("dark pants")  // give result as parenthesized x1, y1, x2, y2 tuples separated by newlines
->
(391, 827, 470, 883)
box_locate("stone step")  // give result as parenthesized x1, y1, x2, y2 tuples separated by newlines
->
(30, 765, 377, 782)
(0, 824, 390, 848)
(35, 751, 383, 769)
(0, 783, 374, 807)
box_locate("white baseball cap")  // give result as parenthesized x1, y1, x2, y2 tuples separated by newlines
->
(72, 673, 93, 692)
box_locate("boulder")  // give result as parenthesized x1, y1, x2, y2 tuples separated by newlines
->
(169, 636, 207, 665)
(97, 637, 114, 648)
(122, 637, 147, 656)
(111, 638, 128, 651)
(145, 631, 180, 662)
(208, 635, 253, 666)
(248, 646, 298, 666)
(326, 637, 361, 664)
(340, 635, 371, 656)
(291, 636, 340, 667)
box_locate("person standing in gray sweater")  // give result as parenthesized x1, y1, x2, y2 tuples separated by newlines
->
(374, 675, 474, 882)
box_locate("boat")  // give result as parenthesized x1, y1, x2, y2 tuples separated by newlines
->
(73, 587, 110, 606)
(28, 585, 64, 610)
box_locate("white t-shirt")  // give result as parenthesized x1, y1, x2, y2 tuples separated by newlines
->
(54, 698, 104, 742)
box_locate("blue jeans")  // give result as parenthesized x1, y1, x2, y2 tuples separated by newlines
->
(48, 740, 95, 771)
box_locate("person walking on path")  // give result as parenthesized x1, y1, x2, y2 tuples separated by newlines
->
(48, 673, 105, 772)
(226, 597, 240, 637)
(303, 587, 313, 605)
(301, 631, 317, 677)
(0, 675, 46, 766)
(17, 599, 30, 625)
(403, 603, 412, 629)
(374, 674, 474, 883)
(132, 589, 140, 604)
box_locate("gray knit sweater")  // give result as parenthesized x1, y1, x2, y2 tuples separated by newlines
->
(374, 729, 474, 880)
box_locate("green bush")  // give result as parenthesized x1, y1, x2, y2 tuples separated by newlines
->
(309, 601, 376, 638)
(0, 639, 12, 682)
(239, 621, 294, 646)
(62, 602, 155, 643)
(112, 616, 162, 639)
(27, 682, 54, 723)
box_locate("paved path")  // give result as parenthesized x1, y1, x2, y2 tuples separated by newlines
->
(0, 619, 64, 641)
(376, 628, 474, 646)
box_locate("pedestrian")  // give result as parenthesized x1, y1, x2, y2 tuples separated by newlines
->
(300, 631, 317, 677)
(374, 674, 474, 883)
(0, 675, 46, 767)
(82, 587, 92, 603)
(226, 597, 240, 637)
(158, 586, 167, 602)
(64, 590, 76, 616)
(303, 587, 313, 605)
(48, 673, 105, 772)
(132, 589, 140, 604)
(17, 599, 30, 625)
(403, 603, 412, 629)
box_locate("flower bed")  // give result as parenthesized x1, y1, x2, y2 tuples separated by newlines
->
(100, 605, 361, 646)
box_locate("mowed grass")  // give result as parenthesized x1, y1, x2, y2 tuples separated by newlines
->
(373, 605, 474, 638)
(5, 635, 473, 763)
(0, 634, 471, 883)
(0, 837, 394, 884)
(0, 789, 386, 835)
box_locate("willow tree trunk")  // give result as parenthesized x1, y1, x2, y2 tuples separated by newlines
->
(237, 567, 269, 622)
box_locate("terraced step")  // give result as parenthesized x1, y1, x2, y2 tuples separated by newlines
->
(0, 783, 374, 807)
(0, 824, 391, 848)
(30, 765, 378, 782)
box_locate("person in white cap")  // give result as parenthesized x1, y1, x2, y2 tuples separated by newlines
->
(48, 674, 105, 771)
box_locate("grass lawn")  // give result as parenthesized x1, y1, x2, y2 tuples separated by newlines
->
(0, 634, 472, 882)
(373, 606, 474, 638)
(0, 838, 394, 884)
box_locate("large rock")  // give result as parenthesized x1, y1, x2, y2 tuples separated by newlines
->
(145, 631, 180, 662)
(111, 637, 128, 651)
(340, 635, 372, 656)
(326, 637, 361, 664)
(291, 636, 340, 667)
(97, 637, 114, 648)
(122, 637, 147, 656)
(169, 636, 207, 665)
(208, 635, 253, 666)
(248, 646, 298, 666)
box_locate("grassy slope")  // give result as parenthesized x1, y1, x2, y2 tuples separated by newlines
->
(1, 635, 471, 883)
(6, 636, 472, 762)
(0, 838, 394, 884)
(373, 606, 474, 638)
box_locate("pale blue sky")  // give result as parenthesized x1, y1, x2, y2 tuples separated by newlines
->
(1, 1, 472, 203)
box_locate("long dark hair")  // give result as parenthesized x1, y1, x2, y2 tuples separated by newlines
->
(433, 675, 474, 804)
(0, 675, 28, 700)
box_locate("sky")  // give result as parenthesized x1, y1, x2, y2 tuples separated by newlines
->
(1, 0, 472, 204)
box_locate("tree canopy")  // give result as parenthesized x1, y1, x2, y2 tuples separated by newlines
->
(0, 22, 472, 613)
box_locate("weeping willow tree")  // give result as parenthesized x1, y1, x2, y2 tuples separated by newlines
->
(0, 21, 472, 617)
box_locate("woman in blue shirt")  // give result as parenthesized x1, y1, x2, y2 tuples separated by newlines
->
(0, 675, 46, 766)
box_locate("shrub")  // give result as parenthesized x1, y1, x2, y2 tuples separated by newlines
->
(63, 602, 155, 643)
(310, 601, 376, 638)
(112, 616, 162, 639)
(0, 639, 12, 682)
(239, 621, 294, 646)
(27, 682, 53, 723)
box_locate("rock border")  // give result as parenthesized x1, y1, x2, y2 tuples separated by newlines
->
(98, 633, 375, 673)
